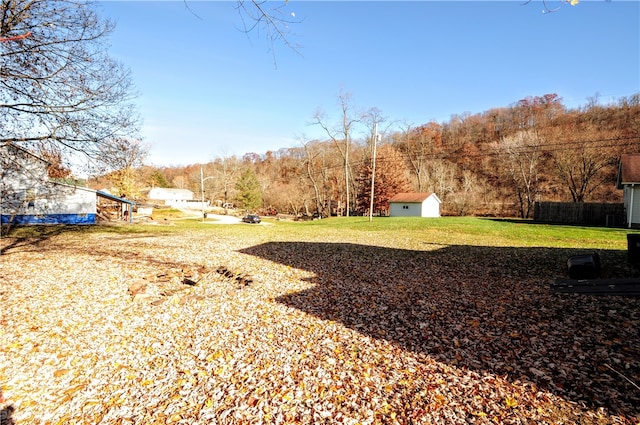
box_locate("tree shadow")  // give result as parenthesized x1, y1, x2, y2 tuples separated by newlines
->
(0, 225, 168, 256)
(485, 217, 629, 229)
(238, 241, 640, 419)
(0, 225, 72, 255)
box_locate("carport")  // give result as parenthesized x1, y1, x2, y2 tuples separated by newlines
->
(96, 191, 135, 223)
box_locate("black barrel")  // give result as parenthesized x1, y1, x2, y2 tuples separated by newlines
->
(567, 252, 601, 280)
(628, 234, 640, 265)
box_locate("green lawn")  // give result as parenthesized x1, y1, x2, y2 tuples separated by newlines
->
(3, 216, 636, 251)
(293, 216, 635, 249)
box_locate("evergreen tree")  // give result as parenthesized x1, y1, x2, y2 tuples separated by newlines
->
(150, 170, 171, 188)
(235, 169, 262, 211)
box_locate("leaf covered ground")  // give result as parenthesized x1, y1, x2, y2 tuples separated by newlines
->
(1, 221, 639, 424)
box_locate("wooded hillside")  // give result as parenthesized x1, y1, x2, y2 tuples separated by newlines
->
(90, 93, 640, 218)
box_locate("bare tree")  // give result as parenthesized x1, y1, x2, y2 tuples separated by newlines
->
(312, 91, 360, 216)
(0, 0, 140, 169)
(394, 122, 442, 192)
(211, 155, 241, 208)
(98, 138, 149, 198)
(492, 130, 542, 218)
(427, 160, 457, 208)
(301, 138, 325, 216)
(548, 136, 618, 203)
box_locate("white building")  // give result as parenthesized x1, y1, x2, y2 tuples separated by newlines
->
(148, 187, 195, 208)
(1, 143, 97, 225)
(388, 192, 442, 218)
(617, 154, 640, 228)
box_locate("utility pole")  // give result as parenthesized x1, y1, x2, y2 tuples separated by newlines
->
(200, 166, 215, 222)
(369, 123, 379, 223)
(200, 167, 205, 222)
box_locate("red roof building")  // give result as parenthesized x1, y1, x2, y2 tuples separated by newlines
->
(388, 192, 442, 218)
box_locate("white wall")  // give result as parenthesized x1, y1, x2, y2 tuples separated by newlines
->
(624, 184, 640, 227)
(390, 203, 423, 217)
(149, 188, 194, 201)
(3, 183, 94, 215)
(422, 196, 441, 218)
(1, 144, 97, 224)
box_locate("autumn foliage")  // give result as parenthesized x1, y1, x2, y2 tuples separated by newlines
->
(92, 93, 640, 218)
(356, 144, 412, 215)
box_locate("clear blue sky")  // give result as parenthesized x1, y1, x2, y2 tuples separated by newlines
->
(98, 1, 640, 167)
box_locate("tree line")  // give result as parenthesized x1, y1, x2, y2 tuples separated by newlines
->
(91, 92, 640, 218)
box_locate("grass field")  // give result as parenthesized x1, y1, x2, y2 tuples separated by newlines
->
(5, 214, 633, 247)
(1, 216, 639, 424)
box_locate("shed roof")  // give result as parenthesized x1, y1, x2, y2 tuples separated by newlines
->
(618, 154, 640, 186)
(96, 190, 135, 205)
(0, 142, 51, 166)
(388, 192, 437, 203)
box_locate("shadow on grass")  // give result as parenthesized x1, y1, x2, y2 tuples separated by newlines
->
(0, 225, 74, 255)
(0, 224, 173, 256)
(486, 217, 630, 229)
(239, 241, 640, 419)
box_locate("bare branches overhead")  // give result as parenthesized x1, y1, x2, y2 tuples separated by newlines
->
(0, 0, 140, 167)
(234, 0, 301, 58)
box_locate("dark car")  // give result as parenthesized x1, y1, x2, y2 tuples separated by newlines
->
(242, 214, 261, 224)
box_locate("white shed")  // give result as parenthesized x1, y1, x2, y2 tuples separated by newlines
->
(617, 154, 640, 228)
(389, 192, 442, 218)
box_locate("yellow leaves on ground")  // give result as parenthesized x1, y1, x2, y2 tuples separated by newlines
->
(0, 229, 638, 424)
(505, 396, 519, 408)
(53, 368, 70, 378)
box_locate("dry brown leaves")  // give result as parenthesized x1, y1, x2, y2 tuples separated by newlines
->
(0, 228, 638, 424)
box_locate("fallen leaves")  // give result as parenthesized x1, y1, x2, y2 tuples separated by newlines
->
(0, 228, 638, 424)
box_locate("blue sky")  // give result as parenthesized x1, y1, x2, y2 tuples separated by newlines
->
(99, 1, 640, 167)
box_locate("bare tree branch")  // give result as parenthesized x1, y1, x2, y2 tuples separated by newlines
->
(0, 0, 140, 171)
(522, 0, 609, 14)
(235, 0, 302, 65)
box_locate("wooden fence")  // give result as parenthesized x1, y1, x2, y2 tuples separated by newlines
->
(533, 202, 625, 226)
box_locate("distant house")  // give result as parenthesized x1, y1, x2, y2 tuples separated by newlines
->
(148, 187, 194, 208)
(388, 192, 442, 218)
(617, 154, 640, 228)
(0, 143, 97, 225)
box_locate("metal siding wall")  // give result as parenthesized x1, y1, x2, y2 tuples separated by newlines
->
(1, 213, 96, 224)
(390, 203, 420, 217)
(389, 204, 402, 217)
(632, 185, 640, 225)
(61, 187, 96, 214)
(1, 184, 97, 225)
